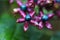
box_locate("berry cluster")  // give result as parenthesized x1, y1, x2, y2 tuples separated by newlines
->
(10, 0, 60, 31)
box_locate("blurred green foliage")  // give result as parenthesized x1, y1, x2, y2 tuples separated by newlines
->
(0, 0, 60, 40)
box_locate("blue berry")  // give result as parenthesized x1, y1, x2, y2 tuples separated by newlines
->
(41, 15, 49, 22)
(25, 14, 31, 21)
(20, 4, 27, 11)
(55, 0, 60, 3)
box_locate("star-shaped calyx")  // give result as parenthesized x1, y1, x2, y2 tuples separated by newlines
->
(16, 8, 38, 31)
(13, 0, 35, 13)
(34, 11, 54, 29)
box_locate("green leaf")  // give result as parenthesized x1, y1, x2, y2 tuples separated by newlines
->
(50, 31, 60, 40)
(43, 8, 53, 14)
(0, 12, 16, 40)
(11, 25, 43, 40)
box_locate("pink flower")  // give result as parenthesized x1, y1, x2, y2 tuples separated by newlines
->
(34, 11, 54, 29)
(16, 8, 38, 31)
(13, 0, 35, 13)
(26, 0, 35, 12)
(9, 0, 14, 4)
(37, 0, 46, 5)
(27, 0, 46, 5)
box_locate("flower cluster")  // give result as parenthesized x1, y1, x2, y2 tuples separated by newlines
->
(10, 0, 60, 31)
